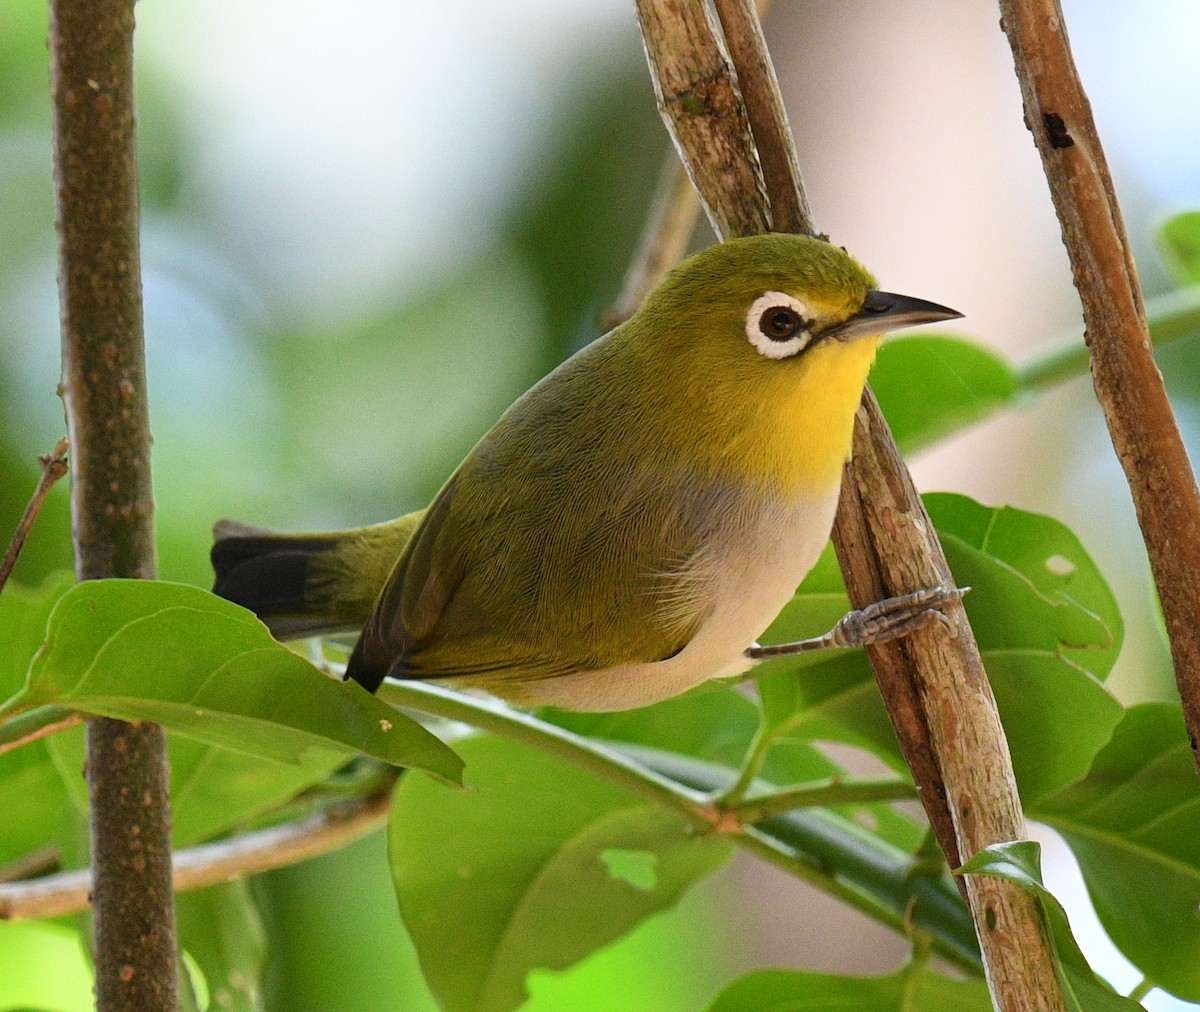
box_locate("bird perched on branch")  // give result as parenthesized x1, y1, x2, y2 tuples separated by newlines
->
(212, 233, 959, 711)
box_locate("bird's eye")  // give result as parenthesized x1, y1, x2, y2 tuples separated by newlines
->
(760, 306, 802, 340)
(745, 291, 813, 359)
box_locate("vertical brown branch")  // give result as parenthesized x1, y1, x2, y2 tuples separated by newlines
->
(634, 0, 770, 239)
(998, 0, 1200, 771)
(710, 0, 813, 236)
(49, 0, 179, 1006)
(636, 3, 1066, 1008)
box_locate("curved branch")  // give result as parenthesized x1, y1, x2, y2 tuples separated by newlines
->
(0, 792, 392, 922)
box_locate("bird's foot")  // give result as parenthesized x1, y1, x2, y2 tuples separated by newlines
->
(745, 585, 968, 660)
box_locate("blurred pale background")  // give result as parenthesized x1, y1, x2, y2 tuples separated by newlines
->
(1, 0, 1197, 1008)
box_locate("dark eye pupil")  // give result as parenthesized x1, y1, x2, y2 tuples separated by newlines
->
(760, 307, 801, 341)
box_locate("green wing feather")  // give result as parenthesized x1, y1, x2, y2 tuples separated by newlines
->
(348, 331, 725, 689)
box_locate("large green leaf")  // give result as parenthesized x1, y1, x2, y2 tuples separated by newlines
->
(43, 722, 349, 848)
(0, 571, 73, 697)
(1158, 210, 1200, 286)
(871, 335, 1020, 455)
(0, 574, 73, 864)
(959, 841, 1144, 1010)
(707, 965, 991, 1012)
(1032, 703, 1200, 1002)
(928, 493, 1124, 803)
(545, 682, 761, 769)
(0, 920, 93, 1011)
(2, 580, 461, 784)
(755, 495, 1123, 805)
(177, 880, 265, 1012)
(389, 735, 733, 1012)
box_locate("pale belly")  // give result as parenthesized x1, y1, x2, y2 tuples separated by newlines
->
(518, 486, 842, 712)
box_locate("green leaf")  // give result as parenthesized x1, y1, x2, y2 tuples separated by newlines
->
(928, 493, 1124, 803)
(0, 736, 70, 865)
(0, 571, 73, 699)
(1032, 703, 1200, 1002)
(0, 573, 74, 864)
(958, 841, 1144, 1010)
(43, 723, 348, 848)
(545, 682, 761, 768)
(177, 880, 266, 1012)
(1158, 210, 1200, 286)
(707, 965, 991, 1011)
(756, 495, 1123, 805)
(5, 580, 461, 784)
(871, 335, 1020, 455)
(389, 735, 733, 1012)
(0, 920, 94, 1011)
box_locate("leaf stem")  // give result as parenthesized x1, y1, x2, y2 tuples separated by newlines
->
(0, 438, 69, 598)
(622, 744, 981, 974)
(720, 721, 774, 804)
(1017, 287, 1200, 393)
(376, 679, 981, 974)
(377, 682, 712, 820)
(731, 777, 918, 824)
(1126, 977, 1155, 1002)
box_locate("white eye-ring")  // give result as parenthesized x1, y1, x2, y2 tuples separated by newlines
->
(745, 291, 814, 359)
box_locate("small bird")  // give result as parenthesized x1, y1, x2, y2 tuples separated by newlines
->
(212, 233, 960, 711)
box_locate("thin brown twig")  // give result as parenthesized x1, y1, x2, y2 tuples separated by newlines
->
(0, 846, 59, 885)
(998, 0, 1200, 772)
(635, 4, 1065, 1009)
(600, 157, 701, 330)
(602, 0, 784, 333)
(0, 437, 69, 598)
(0, 709, 84, 757)
(0, 790, 392, 922)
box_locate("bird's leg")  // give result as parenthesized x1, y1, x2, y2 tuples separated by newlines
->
(745, 585, 967, 660)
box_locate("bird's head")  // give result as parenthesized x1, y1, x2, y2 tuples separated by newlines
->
(630, 233, 961, 493)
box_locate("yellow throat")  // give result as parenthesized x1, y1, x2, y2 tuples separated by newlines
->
(723, 333, 883, 497)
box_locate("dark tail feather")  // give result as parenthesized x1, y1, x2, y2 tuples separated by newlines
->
(211, 520, 347, 639)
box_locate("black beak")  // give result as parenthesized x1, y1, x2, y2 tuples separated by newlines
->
(825, 290, 962, 344)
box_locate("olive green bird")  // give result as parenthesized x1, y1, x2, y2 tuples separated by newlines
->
(212, 233, 959, 711)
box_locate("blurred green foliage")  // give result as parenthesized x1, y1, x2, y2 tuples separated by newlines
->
(0, 0, 724, 1006)
(5, 0, 1200, 1007)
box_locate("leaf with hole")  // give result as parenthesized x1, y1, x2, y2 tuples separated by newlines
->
(1032, 703, 1200, 1002)
(755, 494, 1123, 804)
(389, 735, 732, 1012)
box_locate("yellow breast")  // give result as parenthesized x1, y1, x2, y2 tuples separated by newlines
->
(721, 335, 883, 497)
